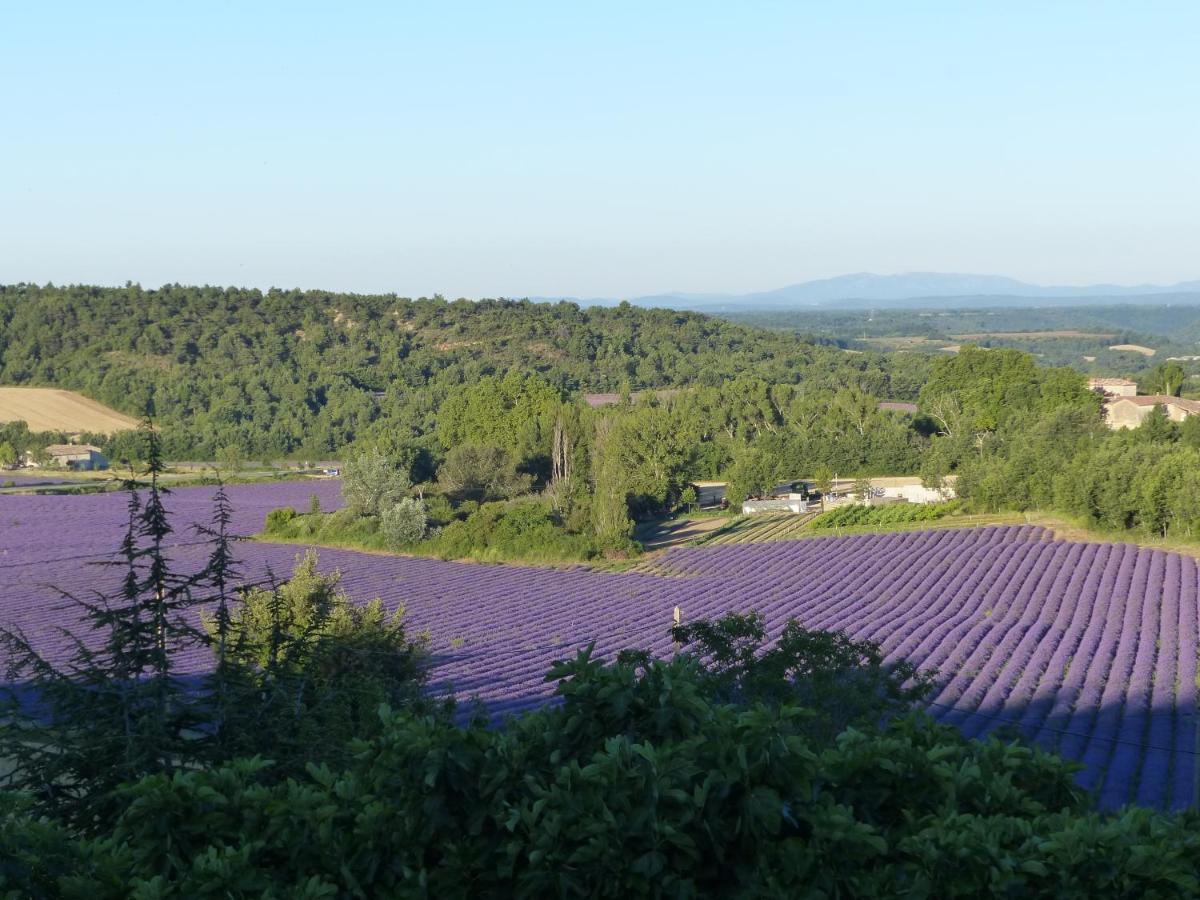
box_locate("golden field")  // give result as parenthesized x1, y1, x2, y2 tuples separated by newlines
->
(0, 387, 138, 434)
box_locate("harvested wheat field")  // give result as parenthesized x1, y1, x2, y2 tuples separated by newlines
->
(1109, 343, 1157, 357)
(0, 387, 138, 434)
(950, 330, 1117, 340)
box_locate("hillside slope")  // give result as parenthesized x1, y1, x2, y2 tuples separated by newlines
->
(0, 284, 910, 457)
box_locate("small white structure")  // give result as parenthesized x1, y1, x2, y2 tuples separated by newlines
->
(866, 476, 956, 505)
(742, 497, 811, 515)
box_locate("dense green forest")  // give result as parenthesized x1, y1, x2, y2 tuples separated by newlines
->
(0, 283, 927, 459)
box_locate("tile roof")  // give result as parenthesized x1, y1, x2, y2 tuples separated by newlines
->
(43, 444, 102, 456)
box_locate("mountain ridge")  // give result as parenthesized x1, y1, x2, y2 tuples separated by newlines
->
(534, 273, 1200, 311)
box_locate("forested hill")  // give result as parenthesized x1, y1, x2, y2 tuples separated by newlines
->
(0, 284, 921, 457)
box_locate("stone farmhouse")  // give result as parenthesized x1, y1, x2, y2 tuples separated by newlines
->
(1105, 395, 1200, 429)
(38, 444, 109, 470)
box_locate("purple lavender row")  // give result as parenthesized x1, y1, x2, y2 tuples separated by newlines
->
(1098, 550, 1163, 807)
(1021, 543, 1110, 742)
(1079, 548, 1152, 795)
(960, 541, 1088, 740)
(1171, 558, 1198, 810)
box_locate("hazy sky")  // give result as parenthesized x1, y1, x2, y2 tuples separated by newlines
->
(3, 2, 1198, 298)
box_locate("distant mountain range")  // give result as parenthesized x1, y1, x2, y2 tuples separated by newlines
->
(535, 273, 1200, 311)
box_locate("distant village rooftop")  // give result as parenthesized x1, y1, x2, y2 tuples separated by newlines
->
(43, 443, 104, 457)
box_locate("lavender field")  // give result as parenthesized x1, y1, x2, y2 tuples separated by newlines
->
(1, 483, 1197, 810)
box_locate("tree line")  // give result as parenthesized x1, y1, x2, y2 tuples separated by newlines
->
(260, 365, 944, 561)
(262, 343, 1200, 558)
(917, 347, 1200, 540)
(0, 283, 927, 460)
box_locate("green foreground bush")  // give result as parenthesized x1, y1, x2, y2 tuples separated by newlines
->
(5, 625, 1200, 897)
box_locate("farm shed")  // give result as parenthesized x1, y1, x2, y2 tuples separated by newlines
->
(742, 497, 810, 515)
(1105, 396, 1200, 430)
(40, 444, 108, 471)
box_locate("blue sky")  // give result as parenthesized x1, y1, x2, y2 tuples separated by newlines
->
(2, 2, 1198, 297)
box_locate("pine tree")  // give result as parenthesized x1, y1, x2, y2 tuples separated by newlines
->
(0, 419, 209, 829)
(193, 480, 242, 759)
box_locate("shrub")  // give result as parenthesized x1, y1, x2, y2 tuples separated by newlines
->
(264, 505, 297, 532)
(427, 499, 597, 562)
(423, 493, 455, 526)
(380, 498, 429, 547)
(341, 450, 411, 516)
(201, 550, 429, 776)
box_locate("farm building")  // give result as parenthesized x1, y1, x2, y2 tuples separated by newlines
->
(740, 475, 956, 515)
(1105, 395, 1200, 429)
(1086, 377, 1137, 398)
(39, 444, 108, 471)
(742, 497, 809, 514)
(866, 475, 956, 505)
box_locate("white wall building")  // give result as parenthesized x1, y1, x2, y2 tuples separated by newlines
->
(864, 476, 956, 505)
(39, 444, 108, 471)
(741, 497, 811, 515)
